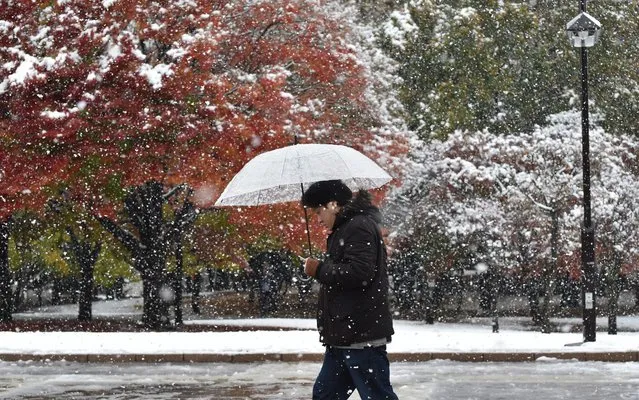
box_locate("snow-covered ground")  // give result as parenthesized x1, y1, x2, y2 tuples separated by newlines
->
(2, 359, 639, 400)
(6, 297, 639, 356)
(3, 298, 639, 400)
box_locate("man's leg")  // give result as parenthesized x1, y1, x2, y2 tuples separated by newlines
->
(313, 347, 356, 400)
(343, 346, 398, 400)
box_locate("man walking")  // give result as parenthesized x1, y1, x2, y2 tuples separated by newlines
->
(302, 180, 398, 400)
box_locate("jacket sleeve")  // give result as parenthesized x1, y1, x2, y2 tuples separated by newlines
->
(315, 219, 380, 289)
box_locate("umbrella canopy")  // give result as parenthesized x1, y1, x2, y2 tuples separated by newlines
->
(215, 144, 392, 206)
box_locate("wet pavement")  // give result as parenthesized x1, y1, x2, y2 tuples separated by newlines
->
(0, 360, 638, 399)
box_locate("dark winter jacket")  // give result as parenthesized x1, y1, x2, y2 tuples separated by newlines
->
(314, 191, 394, 346)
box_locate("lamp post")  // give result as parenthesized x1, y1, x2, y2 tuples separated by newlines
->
(565, 2, 602, 343)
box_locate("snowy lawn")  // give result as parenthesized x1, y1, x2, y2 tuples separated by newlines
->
(0, 320, 638, 356)
(5, 297, 639, 356)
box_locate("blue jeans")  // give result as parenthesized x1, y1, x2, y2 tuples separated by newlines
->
(312, 345, 398, 400)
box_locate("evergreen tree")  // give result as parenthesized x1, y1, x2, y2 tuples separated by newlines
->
(379, 0, 639, 139)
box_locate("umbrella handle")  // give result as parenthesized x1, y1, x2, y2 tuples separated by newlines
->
(297, 205, 314, 282)
(296, 136, 314, 283)
(299, 180, 315, 283)
(302, 205, 314, 259)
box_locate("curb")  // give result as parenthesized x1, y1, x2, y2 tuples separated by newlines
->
(0, 352, 637, 363)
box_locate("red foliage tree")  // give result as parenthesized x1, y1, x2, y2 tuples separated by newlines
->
(0, 0, 406, 327)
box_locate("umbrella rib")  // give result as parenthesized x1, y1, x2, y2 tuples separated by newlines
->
(255, 151, 283, 206)
(277, 147, 293, 205)
(334, 149, 357, 189)
(282, 146, 292, 187)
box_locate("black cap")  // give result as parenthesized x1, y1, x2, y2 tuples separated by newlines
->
(301, 180, 353, 208)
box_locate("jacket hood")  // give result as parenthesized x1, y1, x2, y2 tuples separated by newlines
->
(334, 190, 382, 228)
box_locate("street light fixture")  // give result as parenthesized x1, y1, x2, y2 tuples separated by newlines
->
(566, 12, 602, 48)
(565, 4, 602, 343)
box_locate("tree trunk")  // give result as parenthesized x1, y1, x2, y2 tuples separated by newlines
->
(99, 182, 169, 330)
(77, 248, 100, 321)
(489, 273, 499, 333)
(51, 278, 61, 306)
(191, 273, 201, 315)
(608, 304, 618, 335)
(140, 265, 169, 330)
(421, 277, 435, 324)
(12, 262, 26, 313)
(78, 268, 93, 321)
(174, 233, 183, 326)
(539, 209, 559, 333)
(528, 284, 541, 326)
(0, 220, 11, 322)
(37, 287, 43, 307)
(67, 229, 102, 322)
(171, 193, 195, 326)
(607, 256, 621, 335)
(136, 183, 171, 330)
(99, 181, 196, 331)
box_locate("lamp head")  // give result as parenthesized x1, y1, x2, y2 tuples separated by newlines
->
(566, 12, 602, 48)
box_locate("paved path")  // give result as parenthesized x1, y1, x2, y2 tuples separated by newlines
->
(1, 360, 638, 399)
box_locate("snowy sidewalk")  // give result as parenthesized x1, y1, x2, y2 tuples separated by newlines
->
(1, 319, 637, 363)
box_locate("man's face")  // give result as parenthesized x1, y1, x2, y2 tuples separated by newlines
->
(312, 201, 338, 230)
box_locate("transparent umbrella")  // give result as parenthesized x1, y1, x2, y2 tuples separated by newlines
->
(214, 143, 392, 257)
(215, 143, 391, 206)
